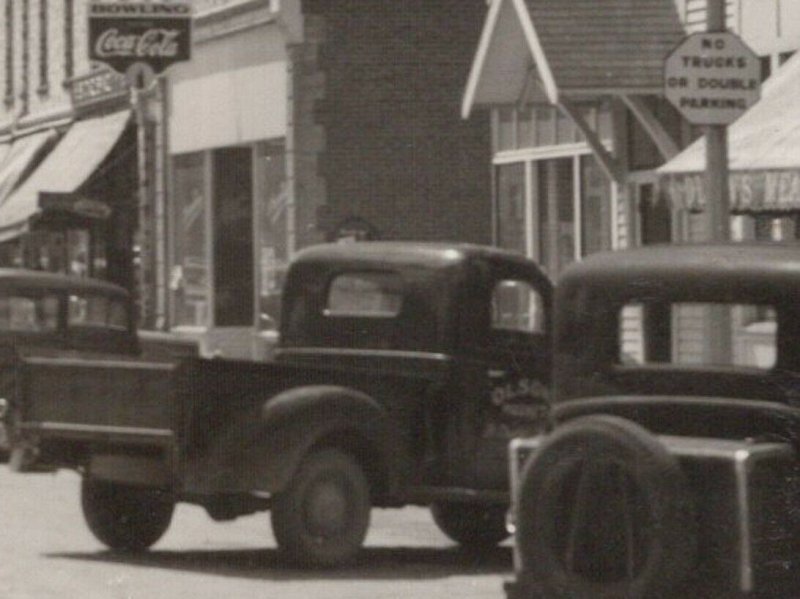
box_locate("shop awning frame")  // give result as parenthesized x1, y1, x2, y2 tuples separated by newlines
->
(0, 110, 131, 242)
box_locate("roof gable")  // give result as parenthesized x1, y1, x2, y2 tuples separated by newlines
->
(464, 0, 685, 115)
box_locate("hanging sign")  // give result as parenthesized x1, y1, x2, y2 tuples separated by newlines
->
(88, 2, 192, 81)
(664, 32, 761, 125)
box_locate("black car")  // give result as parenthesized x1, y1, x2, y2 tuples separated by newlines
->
(508, 244, 800, 598)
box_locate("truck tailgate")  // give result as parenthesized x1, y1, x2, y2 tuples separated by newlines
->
(17, 355, 180, 444)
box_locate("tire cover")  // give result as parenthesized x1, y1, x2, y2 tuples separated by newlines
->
(516, 415, 696, 599)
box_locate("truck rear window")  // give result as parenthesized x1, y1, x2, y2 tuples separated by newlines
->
(0, 295, 58, 332)
(325, 272, 403, 318)
(68, 294, 128, 330)
(619, 302, 777, 370)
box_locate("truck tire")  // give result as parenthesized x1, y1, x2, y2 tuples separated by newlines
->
(271, 448, 370, 567)
(81, 478, 174, 552)
(431, 502, 509, 549)
(516, 415, 696, 599)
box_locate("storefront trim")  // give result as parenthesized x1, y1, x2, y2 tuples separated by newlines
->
(493, 141, 597, 164)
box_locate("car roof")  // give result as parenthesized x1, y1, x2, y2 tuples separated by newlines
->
(558, 243, 800, 301)
(293, 241, 536, 270)
(0, 269, 129, 298)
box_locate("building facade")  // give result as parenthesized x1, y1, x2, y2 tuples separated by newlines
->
(0, 0, 139, 294)
(465, 0, 800, 367)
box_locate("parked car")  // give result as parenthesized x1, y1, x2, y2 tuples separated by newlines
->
(6, 243, 553, 566)
(507, 244, 800, 598)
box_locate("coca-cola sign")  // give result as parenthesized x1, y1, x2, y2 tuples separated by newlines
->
(88, 2, 192, 75)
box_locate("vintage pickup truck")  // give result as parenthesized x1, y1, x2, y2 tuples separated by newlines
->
(5, 242, 552, 566)
(507, 244, 800, 598)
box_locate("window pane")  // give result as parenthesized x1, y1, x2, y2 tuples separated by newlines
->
(326, 272, 403, 317)
(491, 280, 544, 333)
(496, 163, 527, 254)
(171, 152, 208, 327)
(580, 155, 612, 256)
(497, 107, 515, 151)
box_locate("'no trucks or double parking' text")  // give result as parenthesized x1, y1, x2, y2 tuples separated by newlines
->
(664, 32, 761, 125)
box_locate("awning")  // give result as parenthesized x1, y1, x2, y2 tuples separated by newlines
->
(462, 0, 684, 116)
(0, 110, 131, 241)
(0, 142, 10, 167)
(658, 53, 800, 212)
(0, 131, 56, 208)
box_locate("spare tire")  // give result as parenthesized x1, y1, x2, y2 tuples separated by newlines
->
(516, 415, 696, 599)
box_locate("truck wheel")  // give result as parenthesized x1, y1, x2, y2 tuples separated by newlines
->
(516, 415, 696, 599)
(81, 478, 174, 552)
(431, 502, 509, 549)
(271, 448, 370, 567)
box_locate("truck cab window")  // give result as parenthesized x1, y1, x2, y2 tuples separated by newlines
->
(325, 272, 403, 318)
(491, 280, 544, 334)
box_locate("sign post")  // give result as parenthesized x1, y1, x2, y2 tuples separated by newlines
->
(88, 2, 192, 328)
(664, 14, 761, 241)
(664, 0, 761, 363)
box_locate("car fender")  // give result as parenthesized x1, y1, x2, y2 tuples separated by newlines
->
(201, 385, 409, 498)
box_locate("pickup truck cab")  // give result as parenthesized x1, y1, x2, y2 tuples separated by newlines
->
(507, 244, 800, 598)
(7, 242, 552, 566)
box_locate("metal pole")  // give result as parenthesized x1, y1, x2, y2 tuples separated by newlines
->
(706, 0, 730, 242)
(706, 0, 732, 365)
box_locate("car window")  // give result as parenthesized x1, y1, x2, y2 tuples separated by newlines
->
(491, 279, 544, 334)
(69, 294, 128, 330)
(325, 272, 403, 318)
(0, 295, 58, 332)
(619, 302, 777, 370)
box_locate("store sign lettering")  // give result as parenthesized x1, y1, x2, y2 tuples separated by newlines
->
(664, 171, 800, 212)
(88, 2, 192, 75)
(95, 28, 182, 59)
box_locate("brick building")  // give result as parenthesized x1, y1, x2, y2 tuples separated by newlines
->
(0, 1, 492, 356)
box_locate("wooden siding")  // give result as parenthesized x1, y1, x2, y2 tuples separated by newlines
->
(525, 0, 685, 93)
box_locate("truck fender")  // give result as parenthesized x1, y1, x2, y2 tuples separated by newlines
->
(205, 386, 409, 499)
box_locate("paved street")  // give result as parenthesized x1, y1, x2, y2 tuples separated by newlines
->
(0, 467, 512, 599)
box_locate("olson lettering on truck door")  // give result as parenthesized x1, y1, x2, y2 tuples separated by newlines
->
(456, 262, 551, 491)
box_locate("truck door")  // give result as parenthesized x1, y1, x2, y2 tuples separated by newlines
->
(456, 263, 551, 491)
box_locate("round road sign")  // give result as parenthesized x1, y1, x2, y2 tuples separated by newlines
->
(664, 32, 761, 125)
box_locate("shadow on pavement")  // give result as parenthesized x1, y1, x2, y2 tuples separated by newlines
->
(46, 545, 513, 581)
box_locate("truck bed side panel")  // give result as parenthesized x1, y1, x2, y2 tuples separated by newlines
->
(19, 356, 180, 433)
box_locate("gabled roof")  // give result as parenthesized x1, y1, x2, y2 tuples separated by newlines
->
(463, 0, 685, 117)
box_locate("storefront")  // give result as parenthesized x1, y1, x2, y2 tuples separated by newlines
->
(462, 0, 685, 277)
(492, 104, 615, 276)
(166, 1, 286, 358)
(0, 68, 137, 292)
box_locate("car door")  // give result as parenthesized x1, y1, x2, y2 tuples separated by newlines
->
(454, 259, 552, 491)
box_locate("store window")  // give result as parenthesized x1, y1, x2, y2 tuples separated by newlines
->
(256, 142, 287, 329)
(170, 152, 208, 327)
(495, 154, 612, 277)
(581, 155, 613, 256)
